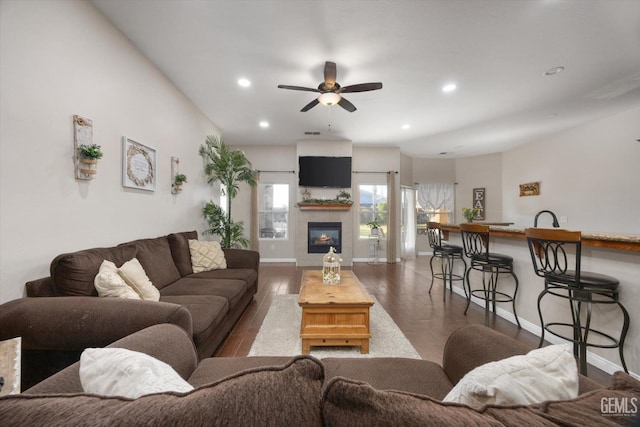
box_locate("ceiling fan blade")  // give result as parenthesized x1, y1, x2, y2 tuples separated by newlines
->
(324, 61, 337, 90)
(338, 97, 357, 112)
(301, 98, 320, 112)
(339, 82, 383, 93)
(277, 85, 320, 93)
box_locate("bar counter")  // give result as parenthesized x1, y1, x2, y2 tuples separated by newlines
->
(437, 223, 639, 378)
(440, 224, 640, 252)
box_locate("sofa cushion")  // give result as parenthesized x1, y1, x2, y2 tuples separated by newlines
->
(80, 348, 194, 398)
(323, 357, 454, 400)
(119, 236, 181, 289)
(160, 295, 229, 352)
(187, 268, 258, 289)
(2, 356, 324, 427)
(189, 240, 227, 272)
(167, 231, 198, 277)
(188, 356, 293, 386)
(160, 278, 248, 310)
(321, 377, 501, 426)
(321, 373, 638, 427)
(51, 246, 138, 296)
(443, 344, 578, 408)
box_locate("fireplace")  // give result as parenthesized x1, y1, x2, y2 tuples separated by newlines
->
(308, 222, 342, 254)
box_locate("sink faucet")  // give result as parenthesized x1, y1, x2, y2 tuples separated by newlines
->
(534, 210, 560, 228)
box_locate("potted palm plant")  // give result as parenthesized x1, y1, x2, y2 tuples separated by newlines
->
(199, 135, 257, 248)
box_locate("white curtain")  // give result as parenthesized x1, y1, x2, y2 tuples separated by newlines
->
(386, 171, 397, 264)
(416, 183, 454, 212)
(250, 171, 260, 251)
(401, 186, 416, 259)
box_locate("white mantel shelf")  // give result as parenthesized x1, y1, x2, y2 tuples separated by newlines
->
(297, 203, 353, 211)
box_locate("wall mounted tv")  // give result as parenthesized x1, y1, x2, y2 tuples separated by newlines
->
(298, 156, 352, 188)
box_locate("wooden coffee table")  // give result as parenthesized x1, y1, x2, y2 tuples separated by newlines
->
(298, 270, 374, 354)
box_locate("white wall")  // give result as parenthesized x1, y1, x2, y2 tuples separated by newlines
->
(0, 0, 219, 303)
(233, 145, 298, 261)
(503, 106, 640, 233)
(455, 153, 503, 223)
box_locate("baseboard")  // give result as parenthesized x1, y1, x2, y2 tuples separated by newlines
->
(449, 285, 639, 380)
(260, 258, 296, 263)
(353, 257, 388, 263)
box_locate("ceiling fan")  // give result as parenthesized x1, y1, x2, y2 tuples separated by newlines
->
(277, 61, 383, 112)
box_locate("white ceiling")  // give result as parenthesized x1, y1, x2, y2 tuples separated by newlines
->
(90, 0, 640, 158)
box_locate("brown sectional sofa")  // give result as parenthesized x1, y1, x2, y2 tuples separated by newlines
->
(2, 324, 638, 426)
(0, 231, 259, 389)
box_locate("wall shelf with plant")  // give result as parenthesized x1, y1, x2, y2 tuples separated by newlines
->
(73, 115, 102, 180)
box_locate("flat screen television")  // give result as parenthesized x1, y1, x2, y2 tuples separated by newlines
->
(298, 156, 352, 188)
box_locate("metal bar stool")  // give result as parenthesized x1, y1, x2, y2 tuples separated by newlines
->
(525, 228, 629, 376)
(460, 223, 521, 328)
(426, 222, 467, 301)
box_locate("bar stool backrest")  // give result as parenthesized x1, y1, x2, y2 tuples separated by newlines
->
(426, 222, 443, 249)
(459, 223, 490, 257)
(525, 228, 582, 284)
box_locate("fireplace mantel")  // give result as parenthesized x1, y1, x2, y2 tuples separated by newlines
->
(297, 202, 353, 211)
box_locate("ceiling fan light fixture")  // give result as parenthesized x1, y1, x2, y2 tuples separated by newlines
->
(318, 92, 341, 106)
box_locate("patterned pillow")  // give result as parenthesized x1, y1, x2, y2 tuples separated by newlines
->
(189, 240, 227, 273)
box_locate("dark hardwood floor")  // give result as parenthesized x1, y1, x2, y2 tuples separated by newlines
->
(215, 257, 611, 385)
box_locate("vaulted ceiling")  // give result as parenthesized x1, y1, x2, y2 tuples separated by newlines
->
(91, 0, 640, 158)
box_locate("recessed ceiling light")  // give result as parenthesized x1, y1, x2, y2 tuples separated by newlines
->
(401, 124, 410, 130)
(442, 83, 457, 93)
(259, 121, 269, 128)
(238, 78, 251, 87)
(544, 66, 565, 76)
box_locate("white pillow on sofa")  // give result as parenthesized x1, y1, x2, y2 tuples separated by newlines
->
(80, 348, 194, 399)
(189, 239, 227, 273)
(94, 270, 140, 299)
(118, 258, 160, 301)
(442, 344, 578, 408)
(97, 259, 160, 301)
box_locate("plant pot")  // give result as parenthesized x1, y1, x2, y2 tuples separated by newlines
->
(370, 228, 379, 236)
(80, 158, 97, 176)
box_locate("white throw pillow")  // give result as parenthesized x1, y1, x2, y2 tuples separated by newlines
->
(80, 348, 194, 399)
(118, 258, 160, 301)
(189, 239, 227, 273)
(442, 344, 578, 408)
(94, 270, 140, 299)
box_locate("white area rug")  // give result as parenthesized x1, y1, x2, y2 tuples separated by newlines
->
(248, 294, 421, 359)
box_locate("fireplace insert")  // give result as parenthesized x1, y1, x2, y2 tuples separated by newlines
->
(308, 222, 342, 254)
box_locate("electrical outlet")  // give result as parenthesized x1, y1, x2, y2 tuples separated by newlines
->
(270, 244, 275, 251)
(560, 216, 568, 223)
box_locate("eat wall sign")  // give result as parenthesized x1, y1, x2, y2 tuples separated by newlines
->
(473, 188, 485, 220)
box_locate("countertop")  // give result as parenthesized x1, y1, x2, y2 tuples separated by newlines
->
(440, 224, 640, 252)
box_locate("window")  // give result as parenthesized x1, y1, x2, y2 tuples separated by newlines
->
(416, 183, 454, 234)
(258, 183, 289, 239)
(358, 184, 387, 238)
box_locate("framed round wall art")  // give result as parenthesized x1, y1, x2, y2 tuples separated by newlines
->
(122, 136, 156, 191)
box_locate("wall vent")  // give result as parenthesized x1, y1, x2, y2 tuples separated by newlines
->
(304, 131, 321, 135)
